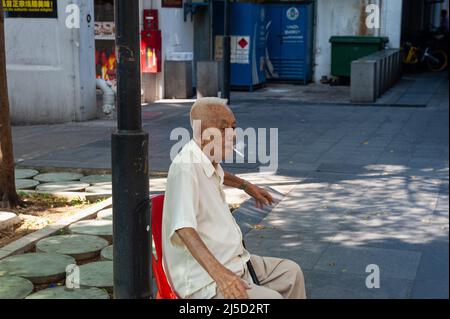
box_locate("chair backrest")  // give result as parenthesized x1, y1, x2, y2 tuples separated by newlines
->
(151, 194, 178, 299)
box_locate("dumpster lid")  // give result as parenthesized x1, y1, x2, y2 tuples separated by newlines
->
(329, 36, 389, 44)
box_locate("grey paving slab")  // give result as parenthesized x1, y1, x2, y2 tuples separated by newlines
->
(245, 229, 331, 271)
(304, 270, 414, 299)
(313, 244, 422, 281)
(316, 163, 382, 175)
(410, 279, 449, 299)
(414, 237, 449, 279)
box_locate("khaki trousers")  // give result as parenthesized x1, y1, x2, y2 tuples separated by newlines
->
(213, 255, 307, 299)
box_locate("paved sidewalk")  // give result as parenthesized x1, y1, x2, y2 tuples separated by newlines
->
(11, 71, 449, 298)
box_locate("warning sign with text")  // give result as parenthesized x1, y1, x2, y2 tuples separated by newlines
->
(3, 0, 58, 18)
(214, 35, 250, 64)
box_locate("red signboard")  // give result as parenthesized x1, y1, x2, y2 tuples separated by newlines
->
(161, 0, 183, 8)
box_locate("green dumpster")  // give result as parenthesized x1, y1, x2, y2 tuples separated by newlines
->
(329, 36, 389, 77)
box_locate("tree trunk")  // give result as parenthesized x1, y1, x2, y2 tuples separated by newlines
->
(0, 3, 19, 209)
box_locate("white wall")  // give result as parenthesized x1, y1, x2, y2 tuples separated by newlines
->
(313, 0, 403, 82)
(5, 0, 96, 124)
(380, 0, 402, 48)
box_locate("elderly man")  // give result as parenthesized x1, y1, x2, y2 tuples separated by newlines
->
(162, 97, 306, 299)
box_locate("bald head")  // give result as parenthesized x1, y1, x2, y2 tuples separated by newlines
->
(190, 97, 235, 130)
(189, 97, 237, 160)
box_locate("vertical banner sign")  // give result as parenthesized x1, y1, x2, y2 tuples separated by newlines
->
(3, 0, 58, 18)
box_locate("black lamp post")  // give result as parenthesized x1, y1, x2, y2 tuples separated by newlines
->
(112, 0, 152, 299)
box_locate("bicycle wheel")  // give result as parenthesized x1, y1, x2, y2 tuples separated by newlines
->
(426, 49, 448, 72)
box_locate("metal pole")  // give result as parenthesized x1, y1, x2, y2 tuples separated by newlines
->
(112, 0, 152, 299)
(223, 0, 231, 104)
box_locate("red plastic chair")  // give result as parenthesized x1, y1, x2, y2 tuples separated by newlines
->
(151, 194, 179, 299)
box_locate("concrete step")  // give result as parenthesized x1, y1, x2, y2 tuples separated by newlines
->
(0, 253, 75, 285)
(15, 169, 39, 179)
(0, 276, 34, 299)
(15, 179, 40, 190)
(97, 208, 112, 220)
(69, 220, 113, 243)
(100, 245, 113, 261)
(33, 172, 84, 183)
(80, 175, 112, 185)
(36, 181, 90, 192)
(86, 185, 112, 194)
(36, 234, 109, 261)
(26, 286, 110, 299)
(78, 261, 113, 291)
(0, 211, 22, 231)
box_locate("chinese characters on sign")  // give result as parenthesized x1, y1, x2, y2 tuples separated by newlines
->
(2, 0, 58, 18)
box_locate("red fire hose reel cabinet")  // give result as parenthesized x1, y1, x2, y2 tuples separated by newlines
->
(141, 30, 161, 73)
(143, 9, 158, 30)
(141, 10, 161, 73)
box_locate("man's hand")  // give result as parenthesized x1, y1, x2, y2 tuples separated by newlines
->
(223, 172, 274, 209)
(215, 267, 252, 299)
(245, 183, 274, 209)
(176, 227, 251, 299)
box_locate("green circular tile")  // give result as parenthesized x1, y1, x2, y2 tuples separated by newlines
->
(26, 286, 110, 299)
(78, 261, 113, 290)
(33, 172, 84, 183)
(15, 179, 40, 190)
(97, 208, 112, 220)
(0, 253, 76, 285)
(100, 245, 113, 261)
(0, 276, 34, 299)
(69, 220, 113, 242)
(36, 235, 109, 261)
(85, 185, 112, 194)
(80, 175, 112, 185)
(15, 169, 39, 179)
(36, 181, 90, 192)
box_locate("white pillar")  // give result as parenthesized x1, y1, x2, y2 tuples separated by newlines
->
(380, 0, 403, 48)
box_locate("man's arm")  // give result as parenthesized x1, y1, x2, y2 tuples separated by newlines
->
(223, 171, 247, 189)
(223, 172, 274, 209)
(176, 227, 251, 299)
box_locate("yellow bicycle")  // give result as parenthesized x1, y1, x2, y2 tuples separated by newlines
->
(402, 41, 448, 72)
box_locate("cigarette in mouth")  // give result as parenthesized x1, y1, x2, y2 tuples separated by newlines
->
(233, 147, 244, 158)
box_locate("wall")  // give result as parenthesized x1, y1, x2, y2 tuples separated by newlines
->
(141, 0, 194, 101)
(313, 0, 403, 82)
(380, 0, 402, 48)
(5, 0, 96, 124)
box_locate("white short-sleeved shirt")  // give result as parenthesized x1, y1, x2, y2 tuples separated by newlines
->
(161, 139, 250, 299)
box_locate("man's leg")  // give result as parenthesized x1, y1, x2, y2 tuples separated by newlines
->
(249, 254, 306, 299)
(212, 282, 283, 299)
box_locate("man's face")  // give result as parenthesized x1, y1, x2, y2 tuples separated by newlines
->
(200, 107, 237, 163)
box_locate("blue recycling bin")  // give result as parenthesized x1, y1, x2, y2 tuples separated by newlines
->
(213, 1, 266, 91)
(265, 3, 314, 83)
